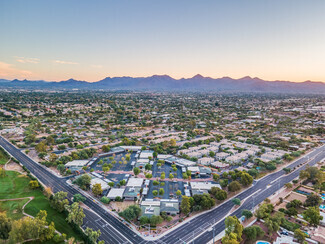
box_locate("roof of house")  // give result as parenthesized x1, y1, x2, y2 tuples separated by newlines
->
(190, 182, 221, 190)
(65, 160, 89, 167)
(107, 188, 125, 199)
(123, 186, 141, 198)
(160, 199, 179, 213)
(126, 177, 143, 187)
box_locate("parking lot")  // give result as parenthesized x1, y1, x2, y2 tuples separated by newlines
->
(90, 151, 137, 172)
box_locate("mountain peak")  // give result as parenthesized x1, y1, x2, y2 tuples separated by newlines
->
(239, 76, 253, 80)
(149, 75, 173, 79)
(192, 74, 204, 79)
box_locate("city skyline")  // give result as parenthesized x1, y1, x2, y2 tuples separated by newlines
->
(1, 0, 325, 82)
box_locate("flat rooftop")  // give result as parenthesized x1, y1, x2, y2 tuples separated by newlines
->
(126, 177, 144, 187)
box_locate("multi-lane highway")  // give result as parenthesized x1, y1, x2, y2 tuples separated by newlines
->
(1, 135, 324, 244)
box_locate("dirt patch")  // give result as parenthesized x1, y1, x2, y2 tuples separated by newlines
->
(49, 166, 61, 176)
(110, 201, 137, 212)
(5, 161, 26, 174)
(274, 201, 287, 211)
(286, 191, 307, 202)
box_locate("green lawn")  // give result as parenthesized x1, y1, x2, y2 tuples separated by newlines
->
(0, 198, 29, 220)
(0, 148, 10, 165)
(0, 171, 83, 241)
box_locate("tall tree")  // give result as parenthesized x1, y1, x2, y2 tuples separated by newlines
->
(66, 202, 85, 226)
(180, 196, 191, 215)
(92, 183, 103, 196)
(303, 207, 323, 226)
(50, 191, 69, 212)
(0, 212, 12, 240)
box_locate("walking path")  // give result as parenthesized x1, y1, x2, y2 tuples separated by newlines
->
(0, 196, 34, 218)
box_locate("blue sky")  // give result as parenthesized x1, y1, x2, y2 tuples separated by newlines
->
(1, 0, 325, 82)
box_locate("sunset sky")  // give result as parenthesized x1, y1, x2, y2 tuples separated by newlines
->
(1, 0, 325, 82)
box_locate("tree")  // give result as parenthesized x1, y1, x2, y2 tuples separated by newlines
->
(228, 181, 241, 192)
(242, 209, 253, 219)
(0, 212, 11, 240)
(176, 190, 182, 197)
(220, 179, 228, 188)
(85, 227, 101, 243)
(169, 173, 174, 180)
(243, 225, 264, 241)
(66, 202, 85, 226)
(49, 153, 58, 163)
(232, 198, 241, 205)
(102, 166, 110, 174)
(101, 196, 110, 204)
(44, 186, 53, 198)
(145, 163, 152, 171)
(285, 183, 293, 189)
(224, 216, 243, 242)
(50, 191, 69, 212)
(102, 145, 110, 152)
(73, 193, 86, 203)
(46, 135, 55, 145)
(215, 188, 227, 201)
(305, 193, 322, 207)
(29, 180, 39, 189)
(221, 233, 239, 244)
(160, 172, 165, 180)
(248, 168, 258, 177)
(286, 199, 302, 209)
(119, 205, 141, 221)
(213, 173, 220, 182)
(299, 170, 310, 180)
(303, 207, 323, 226)
(240, 172, 253, 186)
(140, 216, 150, 225)
(153, 190, 158, 196)
(264, 217, 279, 235)
(180, 196, 191, 215)
(159, 188, 165, 195)
(283, 167, 291, 174)
(35, 140, 47, 153)
(74, 174, 91, 190)
(92, 183, 103, 196)
(294, 229, 308, 243)
(9, 210, 55, 243)
(153, 180, 159, 186)
(133, 167, 140, 176)
(255, 203, 273, 220)
(150, 215, 163, 226)
(57, 164, 65, 174)
(193, 193, 215, 210)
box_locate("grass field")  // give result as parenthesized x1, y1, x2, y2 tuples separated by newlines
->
(0, 148, 10, 165)
(0, 171, 83, 241)
(0, 198, 29, 220)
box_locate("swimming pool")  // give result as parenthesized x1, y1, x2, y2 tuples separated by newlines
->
(320, 205, 325, 210)
(256, 242, 270, 244)
(296, 190, 311, 195)
(321, 196, 325, 201)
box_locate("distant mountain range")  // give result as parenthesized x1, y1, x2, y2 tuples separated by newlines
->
(1, 75, 325, 93)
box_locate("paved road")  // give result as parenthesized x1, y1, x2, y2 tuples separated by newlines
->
(1, 135, 324, 244)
